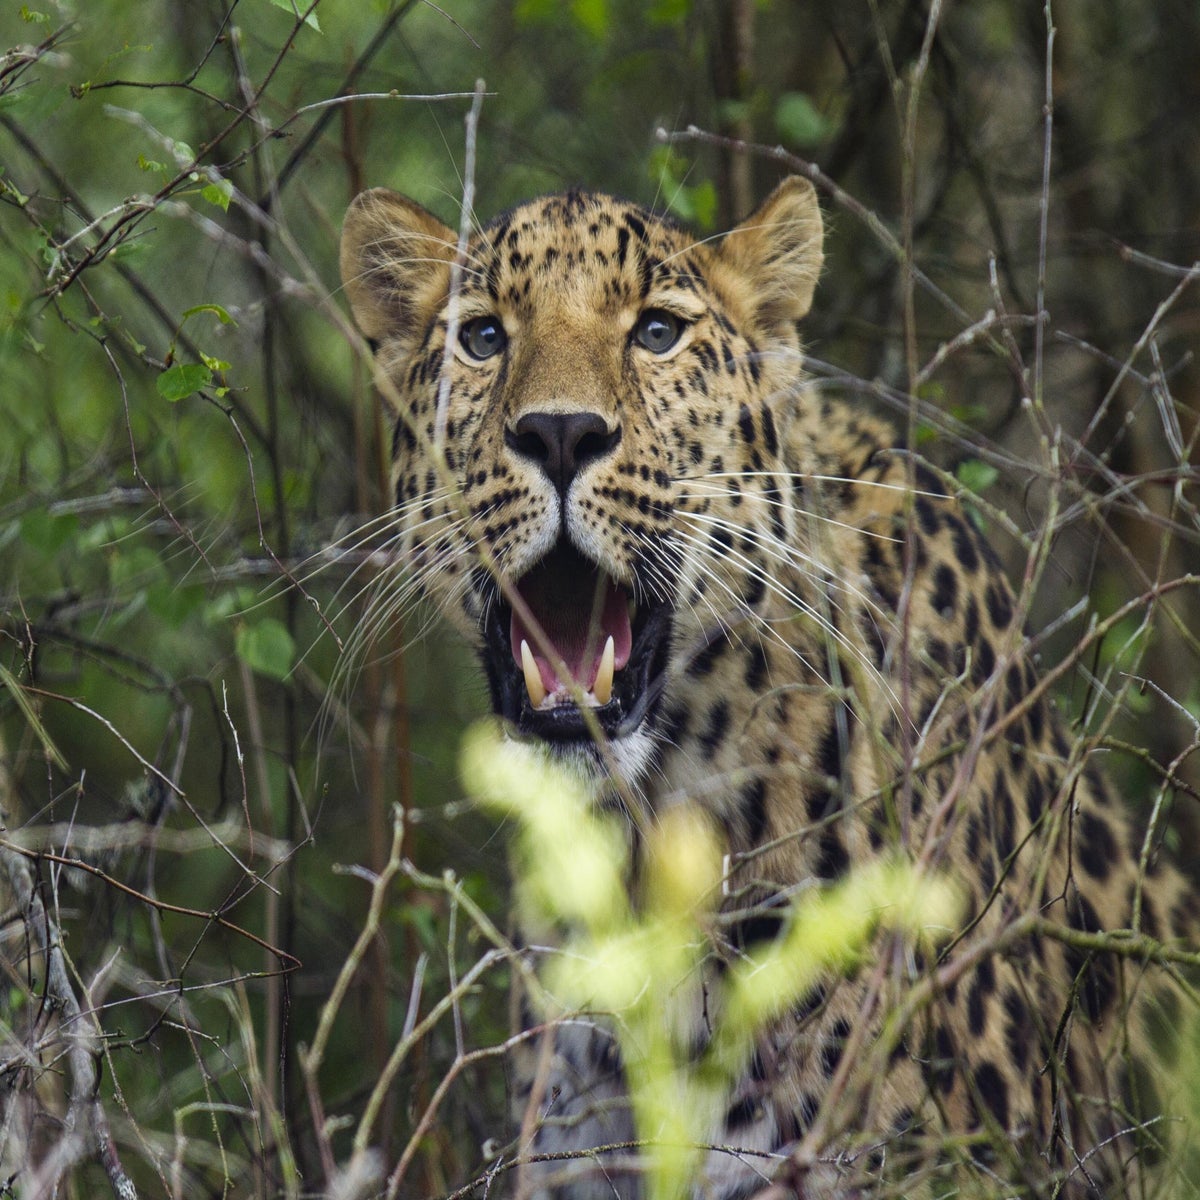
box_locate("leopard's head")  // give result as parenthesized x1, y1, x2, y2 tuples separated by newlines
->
(340, 179, 823, 782)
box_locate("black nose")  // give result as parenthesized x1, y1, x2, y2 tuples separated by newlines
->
(506, 411, 621, 495)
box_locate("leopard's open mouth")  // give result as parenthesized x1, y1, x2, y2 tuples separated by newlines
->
(482, 541, 672, 746)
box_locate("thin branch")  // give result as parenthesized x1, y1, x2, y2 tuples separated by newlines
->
(0, 839, 301, 969)
(434, 78, 486, 449)
(0, 843, 139, 1199)
(295, 89, 493, 115)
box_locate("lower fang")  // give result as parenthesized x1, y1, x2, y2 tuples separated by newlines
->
(593, 635, 615, 706)
(520, 640, 546, 708)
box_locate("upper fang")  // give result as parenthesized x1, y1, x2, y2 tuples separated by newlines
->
(520, 639, 547, 708)
(593, 635, 615, 706)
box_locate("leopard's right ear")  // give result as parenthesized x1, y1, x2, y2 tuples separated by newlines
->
(340, 188, 457, 344)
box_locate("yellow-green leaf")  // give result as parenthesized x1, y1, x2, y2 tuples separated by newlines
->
(156, 362, 212, 402)
(236, 618, 296, 681)
(201, 179, 233, 211)
(265, 0, 321, 31)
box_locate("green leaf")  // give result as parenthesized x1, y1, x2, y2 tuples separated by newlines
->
(571, 0, 609, 37)
(660, 177, 717, 231)
(201, 179, 233, 211)
(514, 0, 555, 21)
(265, 0, 321, 31)
(182, 303, 236, 326)
(715, 98, 751, 127)
(956, 459, 999, 495)
(109, 544, 166, 591)
(19, 509, 78, 554)
(77, 515, 131, 551)
(949, 400, 987, 425)
(20, 6, 50, 21)
(156, 362, 212, 402)
(396, 904, 440, 952)
(205, 588, 259, 623)
(648, 0, 689, 23)
(775, 92, 832, 148)
(648, 147, 717, 231)
(146, 581, 206, 625)
(236, 619, 296, 681)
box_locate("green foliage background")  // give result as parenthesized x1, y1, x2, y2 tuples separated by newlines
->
(1, 0, 1197, 1196)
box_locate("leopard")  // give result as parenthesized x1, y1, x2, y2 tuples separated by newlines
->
(339, 176, 1198, 1198)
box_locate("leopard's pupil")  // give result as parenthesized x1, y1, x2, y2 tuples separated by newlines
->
(637, 310, 680, 353)
(462, 317, 505, 359)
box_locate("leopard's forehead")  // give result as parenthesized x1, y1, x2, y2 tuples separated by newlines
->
(478, 190, 689, 254)
(467, 190, 703, 309)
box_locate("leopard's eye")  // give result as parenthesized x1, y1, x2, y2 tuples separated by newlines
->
(633, 308, 684, 354)
(460, 316, 507, 360)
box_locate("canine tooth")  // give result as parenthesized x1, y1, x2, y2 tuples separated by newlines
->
(593, 635, 615, 706)
(520, 640, 546, 708)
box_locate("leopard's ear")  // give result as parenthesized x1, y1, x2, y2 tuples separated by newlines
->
(718, 176, 824, 328)
(340, 188, 457, 343)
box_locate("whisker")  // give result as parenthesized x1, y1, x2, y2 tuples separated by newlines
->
(668, 520, 900, 714)
(677, 482, 903, 545)
(676, 508, 891, 627)
(320, 508, 464, 627)
(662, 526, 839, 684)
(679, 468, 947, 502)
(668, 523, 839, 641)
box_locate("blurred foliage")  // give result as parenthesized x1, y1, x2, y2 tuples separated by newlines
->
(462, 722, 959, 1200)
(0, 0, 1198, 1196)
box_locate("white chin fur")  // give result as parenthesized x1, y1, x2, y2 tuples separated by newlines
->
(512, 728, 655, 792)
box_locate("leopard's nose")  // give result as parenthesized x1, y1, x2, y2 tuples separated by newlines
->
(506, 411, 621, 495)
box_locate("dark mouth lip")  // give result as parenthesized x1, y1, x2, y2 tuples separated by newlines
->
(480, 541, 673, 746)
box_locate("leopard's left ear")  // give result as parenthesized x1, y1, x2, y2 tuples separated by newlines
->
(717, 176, 824, 328)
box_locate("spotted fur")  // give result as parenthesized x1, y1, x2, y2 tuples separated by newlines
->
(340, 180, 1197, 1198)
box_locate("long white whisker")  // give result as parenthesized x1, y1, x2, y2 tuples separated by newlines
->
(676, 508, 891, 630)
(685, 469, 946, 500)
(668, 520, 900, 715)
(323, 509, 468, 629)
(677, 481, 903, 545)
(662, 526, 840, 683)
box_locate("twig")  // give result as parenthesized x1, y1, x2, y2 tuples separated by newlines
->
(385, 1026, 547, 1198)
(900, 0, 944, 396)
(1070, 260, 1200, 468)
(300, 809, 406, 1187)
(435, 78, 486, 449)
(1033, 1, 1056, 410)
(0, 838, 301, 968)
(656, 124, 981, 333)
(24, 685, 271, 882)
(295, 90, 493, 115)
(352, 946, 505, 1155)
(0, 845, 139, 1199)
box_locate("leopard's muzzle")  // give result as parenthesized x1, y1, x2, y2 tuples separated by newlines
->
(481, 540, 672, 751)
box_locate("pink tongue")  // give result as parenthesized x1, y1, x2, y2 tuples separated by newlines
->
(509, 570, 632, 694)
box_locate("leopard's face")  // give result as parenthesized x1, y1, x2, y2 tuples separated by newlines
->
(340, 182, 823, 781)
